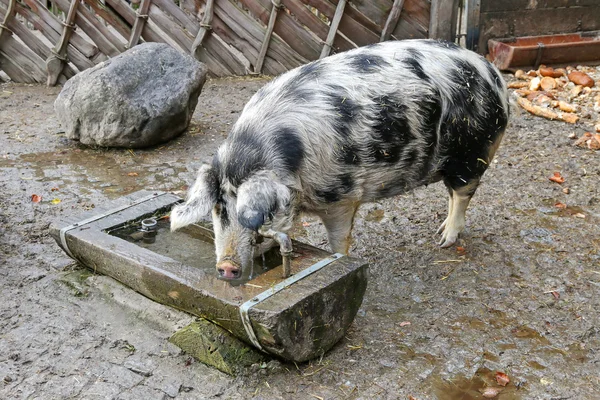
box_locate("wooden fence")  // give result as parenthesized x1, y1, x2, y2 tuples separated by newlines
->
(0, 0, 459, 84)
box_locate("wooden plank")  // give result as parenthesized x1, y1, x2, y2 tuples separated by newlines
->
(52, 0, 125, 56)
(280, 0, 354, 52)
(0, 52, 36, 83)
(84, 0, 132, 41)
(14, 3, 94, 72)
(320, 0, 346, 58)
(197, 33, 241, 76)
(253, 0, 282, 73)
(103, 0, 179, 49)
(147, 4, 192, 51)
(301, 0, 382, 36)
(128, 0, 152, 48)
(46, 0, 80, 86)
(22, 0, 99, 58)
(0, 34, 46, 83)
(1, 12, 76, 79)
(481, 0, 600, 13)
(478, 7, 600, 52)
(380, 0, 405, 41)
(241, 0, 322, 61)
(191, 0, 213, 59)
(211, 0, 307, 74)
(0, 0, 16, 49)
(429, 0, 458, 41)
(347, 0, 391, 27)
(151, 0, 248, 75)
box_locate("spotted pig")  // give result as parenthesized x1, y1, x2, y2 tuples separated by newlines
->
(171, 39, 509, 279)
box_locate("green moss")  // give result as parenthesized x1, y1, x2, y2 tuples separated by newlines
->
(169, 319, 264, 375)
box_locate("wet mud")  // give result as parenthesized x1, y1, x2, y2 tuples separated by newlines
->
(1, 77, 599, 399)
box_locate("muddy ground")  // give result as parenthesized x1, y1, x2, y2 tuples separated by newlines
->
(1, 76, 599, 400)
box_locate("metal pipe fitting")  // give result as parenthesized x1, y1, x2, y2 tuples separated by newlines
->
(258, 225, 293, 278)
(140, 218, 158, 244)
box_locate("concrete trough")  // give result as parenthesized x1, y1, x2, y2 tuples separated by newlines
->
(49, 191, 368, 362)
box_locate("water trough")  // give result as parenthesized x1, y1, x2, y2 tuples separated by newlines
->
(50, 190, 368, 363)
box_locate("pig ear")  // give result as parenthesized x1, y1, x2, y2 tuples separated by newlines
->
(170, 164, 219, 231)
(236, 171, 291, 231)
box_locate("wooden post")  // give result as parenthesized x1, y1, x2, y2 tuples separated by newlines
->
(465, 0, 481, 51)
(46, 0, 79, 86)
(429, 0, 459, 42)
(127, 0, 151, 48)
(253, 0, 282, 75)
(380, 0, 405, 42)
(190, 0, 214, 61)
(0, 0, 16, 48)
(320, 0, 346, 59)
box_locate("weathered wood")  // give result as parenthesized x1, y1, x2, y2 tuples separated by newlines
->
(128, 0, 152, 48)
(209, 0, 306, 75)
(84, 0, 132, 40)
(349, 0, 391, 27)
(53, 0, 124, 56)
(280, 0, 354, 52)
(0, 0, 16, 49)
(191, 0, 213, 60)
(14, 3, 94, 72)
(147, 4, 192, 51)
(254, 0, 282, 74)
(242, 0, 322, 62)
(320, 0, 346, 58)
(170, 319, 265, 375)
(23, 0, 99, 58)
(0, 34, 46, 83)
(2, 12, 76, 79)
(301, 0, 382, 44)
(429, 0, 458, 41)
(380, 0, 405, 41)
(152, 0, 248, 75)
(49, 191, 368, 362)
(46, 0, 80, 86)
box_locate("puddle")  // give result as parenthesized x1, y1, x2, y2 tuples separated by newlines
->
(0, 150, 189, 198)
(108, 215, 281, 286)
(431, 367, 522, 400)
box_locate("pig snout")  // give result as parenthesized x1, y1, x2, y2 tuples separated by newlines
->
(217, 260, 241, 279)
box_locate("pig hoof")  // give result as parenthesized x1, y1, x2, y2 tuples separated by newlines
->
(438, 228, 459, 248)
(436, 219, 448, 235)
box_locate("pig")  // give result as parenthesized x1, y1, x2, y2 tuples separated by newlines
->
(170, 39, 509, 279)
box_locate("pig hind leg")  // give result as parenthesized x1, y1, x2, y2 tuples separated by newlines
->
(437, 128, 506, 247)
(438, 179, 479, 248)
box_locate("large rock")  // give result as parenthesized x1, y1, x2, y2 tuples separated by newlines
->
(55, 43, 208, 148)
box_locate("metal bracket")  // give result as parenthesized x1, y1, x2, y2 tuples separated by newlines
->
(239, 253, 344, 351)
(59, 192, 166, 259)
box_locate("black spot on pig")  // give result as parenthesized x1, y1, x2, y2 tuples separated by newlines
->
(403, 57, 429, 81)
(225, 129, 266, 187)
(273, 127, 304, 172)
(348, 54, 390, 73)
(369, 96, 413, 163)
(337, 143, 361, 165)
(315, 173, 354, 203)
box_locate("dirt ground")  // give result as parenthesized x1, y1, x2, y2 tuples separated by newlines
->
(1, 75, 599, 400)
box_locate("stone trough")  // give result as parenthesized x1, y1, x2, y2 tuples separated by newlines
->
(50, 191, 368, 363)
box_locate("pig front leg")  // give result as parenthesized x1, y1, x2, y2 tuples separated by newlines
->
(317, 203, 359, 254)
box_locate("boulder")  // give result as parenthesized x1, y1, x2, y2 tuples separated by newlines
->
(55, 43, 208, 148)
